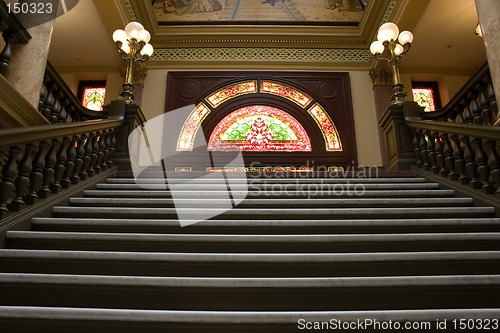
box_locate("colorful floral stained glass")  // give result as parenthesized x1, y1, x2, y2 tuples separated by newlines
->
(82, 88, 106, 111)
(412, 88, 436, 111)
(205, 81, 257, 108)
(208, 105, 312, 152)
(261, 80, 313, 108)
(307, 103, 342, 151)
(177, 103, 211, 151)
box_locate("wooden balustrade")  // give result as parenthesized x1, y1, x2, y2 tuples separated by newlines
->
(0, 100, 127, 219)
(38, 62, 109, 124)
(0, 2, 31, 76)
(404, 101, 500, 195)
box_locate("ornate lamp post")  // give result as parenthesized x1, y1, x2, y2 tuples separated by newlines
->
(370, 22, 413, 105)
(113, 22, 154, 104)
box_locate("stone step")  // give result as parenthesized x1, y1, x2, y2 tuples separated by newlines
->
(95, 182, 441, 191)
(51, 206, 495, 219)
(67, 197, 473, 208)
(0, 249, 499, 277)
(0, 273, 498, 311)
(31, 217, 500, 234)
(0, 307, 499, 333)
(106, 178, 428, 184)
(7, 231, 500, 253)
(83, 189, 456, 198)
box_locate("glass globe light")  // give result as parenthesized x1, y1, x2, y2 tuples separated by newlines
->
(121, 42, 131, 54)
(112, 29, 127, 43)
(140, 43, 154, 57)
(137, 30, 151, 43)
(369, 40, 385, 55)
(393, 44, 404, 56)
(377, 22, 399, 42)
(125, 22, 144, 39)
(398, 30, 414, 45)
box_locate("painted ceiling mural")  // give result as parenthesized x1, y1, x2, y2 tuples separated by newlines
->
(152, 0, 367, 24)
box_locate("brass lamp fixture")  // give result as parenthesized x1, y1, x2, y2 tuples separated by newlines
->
(113, 22, 154, 104)
(370, 22, 413, 105)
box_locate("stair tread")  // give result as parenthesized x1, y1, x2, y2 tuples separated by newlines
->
(106, 178, 428, 184)
(8, 231, 500, 242)
(1, 273, 499, 287)
(1, 249, 500, 262)
(0, 306, 498, 322)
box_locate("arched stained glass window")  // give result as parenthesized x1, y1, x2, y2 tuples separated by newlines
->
(208, 105, 312, 152)
(307, 103, 342, 151)
(177, 103, 211, 151)
(205, 81, 257, 108)
(260, 80, 313, 108)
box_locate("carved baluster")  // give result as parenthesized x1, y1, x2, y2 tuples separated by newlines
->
(484, 141, 500, 195)
(434, 133, 445, 175)
(442, 134, 454, 178)
(71, 136, 85, 184)
(80, 135, 92, 180)
(413, 130, 423, 167)
(479, 78, 492, 125)
(471, 86, 484, 125)
(98, 131, 107, 170)
(38, 139, 60, 198)
(58, 98, 69, 124)
(462, 137, 481, 189)
(451, 135, 465, 183)
(0, 147, 22, 217)
(26, 141, 49, 205)
(94, 133, 103, 174)
(88, 133, 99, 176)
(50, 137, 69, 193)
(420, 131, 431, 170)
(49, 90, 62, 124)
(9, 144, 36, 211)
(487, 79, 499, 122)
(108, 130, 116, 166)
(61, 137, 77, 189)
(41, 82, 55, 120)
(473, 138, 493, 193)
(462, 98, 474, 124)
(38, 80, 48, 113)
(427, 132, 438, 174)
(103, 130, 112, 168)
(0, 33, 13, 75)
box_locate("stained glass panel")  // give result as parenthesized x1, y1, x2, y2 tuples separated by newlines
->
(261, 80, 313, 108)
(205, 81, 257, 107)
(307, 103, 342, 151)
(412, 88, 436, 111)
(208, 105, 312, 152)
(177, 103, 211, 151)
(82, 88, 106, 111)
(207, 166, 314, 172)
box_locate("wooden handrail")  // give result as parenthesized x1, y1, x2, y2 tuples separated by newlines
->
(404, 101, 500, 140)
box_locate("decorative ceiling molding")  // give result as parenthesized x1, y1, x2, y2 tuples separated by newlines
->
(150, 47, 372, 63)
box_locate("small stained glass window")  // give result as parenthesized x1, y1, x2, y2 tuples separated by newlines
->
(77, 81, 107, 111)
(411, 81, 441, 112)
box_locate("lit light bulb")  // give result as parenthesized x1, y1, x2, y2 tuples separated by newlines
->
(370, 40, 385, 55)
(121, 42, 131, 54)
(393, 44, 404, 56)
(377, 22, 399, 42)
(125, 21, 144, 40)
(112, 29, 127, 43)
(398, 30, 413, 45)
(138, 30, 151, 43)
(140, 43, 154, 57)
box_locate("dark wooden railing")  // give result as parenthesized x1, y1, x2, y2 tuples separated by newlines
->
(0, 100, 129, 219)
(401, 63, 500, 197)
(0, 1, 31, 76)
(38, 62, 108, 124)
(420, 63, 498, 125)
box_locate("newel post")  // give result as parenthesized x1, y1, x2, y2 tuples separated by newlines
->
(378, 102, 417, 170)
(108, 100, 138, 172)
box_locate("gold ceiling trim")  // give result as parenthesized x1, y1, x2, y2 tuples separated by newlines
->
(150, 47, 371, 63)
